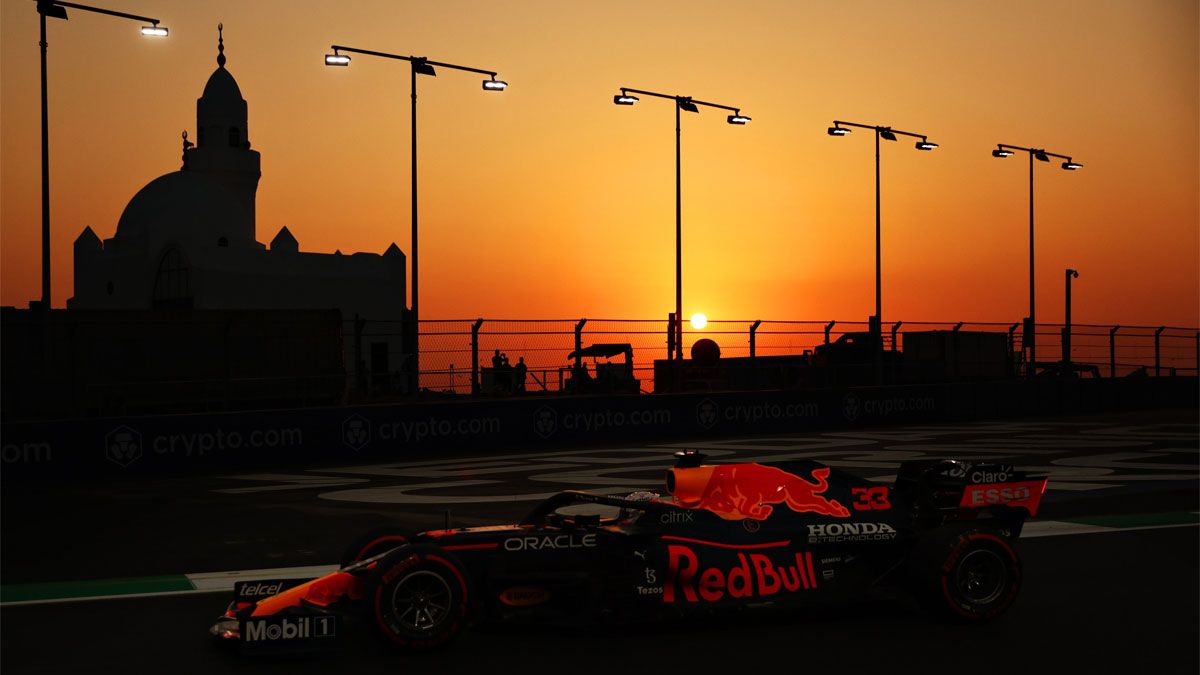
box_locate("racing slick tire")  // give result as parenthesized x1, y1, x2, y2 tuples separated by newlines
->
(911, 527, 1022, 623)
(340, 527, 412, 568)
(367, 544, 472, 651)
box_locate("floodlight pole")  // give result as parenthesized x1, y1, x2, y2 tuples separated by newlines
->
(616, 87, 746, 363)
(994, 143, 1078, 377)
(36, 0, 164, 308)
(829, 120, 935, 384)
(328, 45, 503, 395)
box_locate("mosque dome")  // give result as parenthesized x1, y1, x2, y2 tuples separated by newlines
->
(115, 171, 252, 249)
(202, 64, 243, 104)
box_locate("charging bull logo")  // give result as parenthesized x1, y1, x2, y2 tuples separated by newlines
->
(677, 464, 850, 520)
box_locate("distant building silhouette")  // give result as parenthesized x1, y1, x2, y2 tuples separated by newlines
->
(67, 27, 408, 392)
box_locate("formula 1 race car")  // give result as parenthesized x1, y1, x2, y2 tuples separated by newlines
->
(209, 452, 1046, 653)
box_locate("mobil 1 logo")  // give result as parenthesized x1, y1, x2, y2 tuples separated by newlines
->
(239, 614, 339, 653)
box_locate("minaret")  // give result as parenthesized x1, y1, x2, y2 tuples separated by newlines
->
(184, 24, 262, 243)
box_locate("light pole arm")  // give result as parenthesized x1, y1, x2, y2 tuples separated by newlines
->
(997, 143, 1073, 161)
(38, 1, 160, 24)
(833, 120, 930, 140)
(619, 87, 743, 113)
(329, 45, 499, 77)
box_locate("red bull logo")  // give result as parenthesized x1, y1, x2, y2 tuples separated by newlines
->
(671, 464, 850, 520)
(664, 544, 818, 603)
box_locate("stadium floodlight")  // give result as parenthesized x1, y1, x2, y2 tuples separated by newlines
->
(324, 53, 351, 66)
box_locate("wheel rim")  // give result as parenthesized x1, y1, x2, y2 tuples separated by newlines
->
(955, 548, 1007, 605)
(389, 569, 453, 634)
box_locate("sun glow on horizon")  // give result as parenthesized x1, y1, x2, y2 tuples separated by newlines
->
(690, 313, 708, 330)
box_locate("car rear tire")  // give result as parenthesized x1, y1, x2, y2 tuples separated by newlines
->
(340, 527, 412, 568)
(913, 528, 1021, 623)
(368, 544, 471, 651)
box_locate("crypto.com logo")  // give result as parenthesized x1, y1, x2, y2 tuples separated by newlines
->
(842, 392, 861, 422)
(342, 414, 371, 451)
(105, 425, 142, 467)
(696, 399, 718, 430)
(533, 406, 558, 439)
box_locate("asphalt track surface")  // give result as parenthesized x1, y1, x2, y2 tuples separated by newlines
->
(2, 407, 1197, 674)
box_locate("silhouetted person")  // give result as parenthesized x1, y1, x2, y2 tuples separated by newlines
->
(515, 357, 527, 393)
(492, 349, 502, 369)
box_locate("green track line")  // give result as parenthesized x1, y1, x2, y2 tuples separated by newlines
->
(1063, 511, 1199, 529)
(0, 575, 193, 603)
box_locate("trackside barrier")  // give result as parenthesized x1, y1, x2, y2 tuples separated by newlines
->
(1, 377, 1195, 479)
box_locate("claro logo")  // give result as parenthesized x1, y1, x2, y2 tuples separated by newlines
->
(503, 534, 596, 551)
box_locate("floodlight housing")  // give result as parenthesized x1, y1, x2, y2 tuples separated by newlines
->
(879, 128, 897, 141)
(482, 78, 507, 91)
(37, 2, 68, 19)
(677, 98, 699, 113)
(325, 53, 351, 66)
(992, 148, 1014, 158)
(414, 60, 437, 76)
(1034, 150, 1050, 162)
(613, 94, 638, 105)
(915, 140, 938, 151)
(828, 126, 850, 136)
(140, 25, 168, 37)
(1062, 160, 1082, 170)
(727, 114, 751, 125)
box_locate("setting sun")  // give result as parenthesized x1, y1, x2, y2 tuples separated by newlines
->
(690, 313, 707, 330)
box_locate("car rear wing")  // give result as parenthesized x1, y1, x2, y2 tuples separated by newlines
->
(894, 459, 1048, 521)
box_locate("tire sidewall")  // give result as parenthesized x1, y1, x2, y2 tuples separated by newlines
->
(370, 545, 471, 651)
(340, 527, 411, 568)
(934, 531, 1021, 622)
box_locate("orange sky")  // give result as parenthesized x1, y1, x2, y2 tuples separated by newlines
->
(2, 0, 1197, 327)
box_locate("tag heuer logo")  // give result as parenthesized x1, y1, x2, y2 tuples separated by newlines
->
(533, 406, 557, 439)
(342, 414, 371, 451)
(696, 399, 718, 430)
(105, 425, 142, 467)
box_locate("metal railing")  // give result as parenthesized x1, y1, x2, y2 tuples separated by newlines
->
(381, 318, 1199, 396)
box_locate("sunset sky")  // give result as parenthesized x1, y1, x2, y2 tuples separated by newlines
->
(2, 0, 1196, 327)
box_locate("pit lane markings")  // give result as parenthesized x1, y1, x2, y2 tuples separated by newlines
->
(2, 513, 1195, 607)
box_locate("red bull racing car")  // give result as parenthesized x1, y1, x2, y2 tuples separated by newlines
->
(209, 452, 1046, 653)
